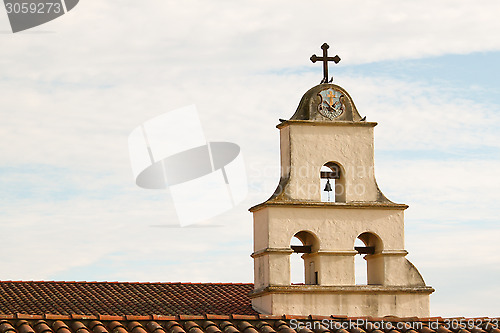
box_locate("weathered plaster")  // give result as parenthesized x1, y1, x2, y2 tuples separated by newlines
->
(250, 84, 433, 317)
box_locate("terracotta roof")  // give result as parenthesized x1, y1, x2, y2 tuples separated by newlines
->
(0, 281, 256, 316)
(0, 316, 498, 333)
(0, 281, 498, 333)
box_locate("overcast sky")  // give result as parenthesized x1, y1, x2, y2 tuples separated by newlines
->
(1, 0, 499, 317)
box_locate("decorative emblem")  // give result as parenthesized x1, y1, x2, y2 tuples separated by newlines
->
(318, 89, 344, 119)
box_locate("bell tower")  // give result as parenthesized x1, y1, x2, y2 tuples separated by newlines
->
(249, 44, 434, 317)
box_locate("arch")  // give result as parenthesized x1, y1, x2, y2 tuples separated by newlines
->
(320, 161, 346, 203)
(290, 236, 305, 284)
(290, 230, 320, 285)
(354, 238, 367, 285)
(357, 231, 383, 253)
(293, 230, 320, 252)
(354, 231, 384, 285)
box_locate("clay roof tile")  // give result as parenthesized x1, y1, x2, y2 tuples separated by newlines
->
(219, 322, 239, 333)
(51, 321, 71, 333)
(296, 328, 313, 333)
(16, 322, 34, 333)
(88, 322, 108, 333)
(183, 322, 203, 333)
(145, 323, 165, 333)
(33, 321, 51, 333)
(273, 321, 294, 333)
(0, 321, 16, 333)
(200, 322, 219, 333)
(420, 327, 435, 333)
(166, 322, 186, 333)
(127, 322, 147, 333)
(254, 322, 274, 333)
(107, 322, 128, 333)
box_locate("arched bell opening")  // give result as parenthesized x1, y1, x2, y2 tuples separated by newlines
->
(320, 162, 346, 203)
(290, 236, 305, 285)
(290, 230, 320, 285)
(354, 238, 367, 285)
(354, 232, 384, 285)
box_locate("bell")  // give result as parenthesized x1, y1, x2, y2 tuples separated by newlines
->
(324, 179, 332, 192)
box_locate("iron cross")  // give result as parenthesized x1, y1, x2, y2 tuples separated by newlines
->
(310, 43, 341, 83)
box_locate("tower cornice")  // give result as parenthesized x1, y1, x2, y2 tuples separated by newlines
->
(249, 285, 436, 298)
(249, 201, 408, 213)
(277, 120, 377, 129)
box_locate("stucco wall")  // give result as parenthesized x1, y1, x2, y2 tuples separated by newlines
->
(251, 205, 425, 288)
(250, 116, 432, 316)
(251, 286, 433, 317)
(255, 205, 405, 251)
(276, 121, 385, 203)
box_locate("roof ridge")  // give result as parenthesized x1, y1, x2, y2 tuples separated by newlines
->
(0, 280, 254, 285)
(0, 313, 498, 320)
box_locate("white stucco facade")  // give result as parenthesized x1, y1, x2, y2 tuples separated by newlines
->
(249, 83, 434, 317)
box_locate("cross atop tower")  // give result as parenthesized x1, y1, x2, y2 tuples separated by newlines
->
(310, 43, 341, 83)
